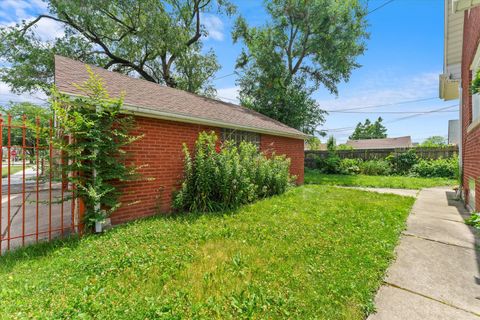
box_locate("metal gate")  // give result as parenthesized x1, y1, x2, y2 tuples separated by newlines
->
(0, 114, 83, 254)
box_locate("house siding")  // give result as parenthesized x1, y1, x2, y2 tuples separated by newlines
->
(461, 7, 480, 210)
(111, 116, 304, 225)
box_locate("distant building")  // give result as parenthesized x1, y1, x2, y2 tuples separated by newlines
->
(345, 136, 413, 150)
(448, 119, 460, 145)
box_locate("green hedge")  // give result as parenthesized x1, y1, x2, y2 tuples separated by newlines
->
(313, 153, 458, 179)
(173, 131, 292, 212)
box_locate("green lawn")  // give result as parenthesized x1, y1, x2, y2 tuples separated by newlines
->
(305, 170, 457, 190)
(1, 165, 26, 177)
(0, 185, 414, 319)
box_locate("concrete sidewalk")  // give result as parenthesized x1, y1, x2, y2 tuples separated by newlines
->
(368, 187, 480, 319)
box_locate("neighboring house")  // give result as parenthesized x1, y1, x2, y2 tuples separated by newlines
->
(441, 0, 480, 210)
(54, 56, 306, 224)
(345, 136, 412, 150)
(448, 119, 460, 145)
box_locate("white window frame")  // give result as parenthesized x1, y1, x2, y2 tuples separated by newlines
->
(221, 128, 260, 147)
(470, 44, 480, 127)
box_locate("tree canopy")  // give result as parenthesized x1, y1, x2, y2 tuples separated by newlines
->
(420, 136, 447, 147)
(0, 0, 235, 97)
(349, 117, 387, 140)
(0, 102, 52, 162)
(232, 0, 368, 134)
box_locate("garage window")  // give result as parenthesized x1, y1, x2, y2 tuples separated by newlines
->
(221, 128, 260, 147)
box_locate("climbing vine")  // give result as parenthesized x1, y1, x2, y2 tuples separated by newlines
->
(51, 67, 142, 228)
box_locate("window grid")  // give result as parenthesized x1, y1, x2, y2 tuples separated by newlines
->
(221, 128, 260, 147)
(472, 47, 480, 124)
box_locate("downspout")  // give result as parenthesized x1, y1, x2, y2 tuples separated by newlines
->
(458, 85, 464, 199)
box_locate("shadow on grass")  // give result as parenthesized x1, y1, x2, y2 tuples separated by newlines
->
(0, 235, 82, 272)
(0, 205, 243, 273)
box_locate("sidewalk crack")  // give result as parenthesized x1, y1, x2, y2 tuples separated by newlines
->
(402, 232, 477, 251)
(384, 282, 480, 318)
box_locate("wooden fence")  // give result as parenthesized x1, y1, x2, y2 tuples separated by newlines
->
(305, 146, 459, 169)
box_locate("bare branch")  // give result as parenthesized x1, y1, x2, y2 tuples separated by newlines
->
(20, 15, 68, 36)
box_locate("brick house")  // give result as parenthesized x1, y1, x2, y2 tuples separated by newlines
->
(441, 0, 480, 210)
(54, 56, 306, 224)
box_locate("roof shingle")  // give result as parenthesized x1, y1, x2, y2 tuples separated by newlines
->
(54, 55, 306, 139)
(345, 136, 412, 149)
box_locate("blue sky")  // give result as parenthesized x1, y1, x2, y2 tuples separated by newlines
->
(0, 0, 457, 143)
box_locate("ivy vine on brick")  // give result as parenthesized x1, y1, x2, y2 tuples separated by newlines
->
(51, 67, 142, 229)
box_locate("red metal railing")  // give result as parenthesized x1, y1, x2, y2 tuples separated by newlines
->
(0, 114, 83, 254)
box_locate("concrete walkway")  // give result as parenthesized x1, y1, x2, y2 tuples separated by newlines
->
(368, 187, 480, 319)
(338, 186, 419, 197)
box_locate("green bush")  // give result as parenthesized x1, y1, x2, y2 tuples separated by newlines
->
(359, 160, 392, 176)
(410, 156, 459, 178)
(339, 158, 361, 175)
(466, 212, 480, 229)
(386, 149, 418, 174)
(316, 154, 341, 174)
(173, 131, 292, 212)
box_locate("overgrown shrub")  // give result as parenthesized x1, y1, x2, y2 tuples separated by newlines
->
(315, 155, 341, 174)
(410, 156, 459, 178)
(386, 149, 418, 174)
(315, 135, 342, 173)
(339, 158, 361, 175)
(173, 131, 292, 212)
(359, 160, 391, 176)
(466, 212, 480, 229)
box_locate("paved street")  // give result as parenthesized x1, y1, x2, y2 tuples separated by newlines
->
(0, 167, 74, 253)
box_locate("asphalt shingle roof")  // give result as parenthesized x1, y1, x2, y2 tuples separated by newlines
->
(346, 136, 412, 149)
(54, 55, 306, 139)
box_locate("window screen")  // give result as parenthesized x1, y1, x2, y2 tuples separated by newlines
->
(221, 128, 260, 147)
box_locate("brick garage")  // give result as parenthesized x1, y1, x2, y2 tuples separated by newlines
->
(55, 56, 306, 224)
(461, 6, 480, 210)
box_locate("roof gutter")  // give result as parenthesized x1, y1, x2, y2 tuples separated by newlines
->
(58, 91, 308, 140)
(453, 0, 480, 12)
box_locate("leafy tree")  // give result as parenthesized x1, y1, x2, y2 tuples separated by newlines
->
(306, 136, 321, 150)
(0, 0, 234, 96)
(420, 136, 447, 147)
(232, 0, 368, 134)
(326, 135, 336, 152)
(349, 117, 387, 140)
(0, 102, 52, 163)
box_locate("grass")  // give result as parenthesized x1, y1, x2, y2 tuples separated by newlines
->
(305, 169, 457, 190)
(1, 165, 26, 177)
(0, 185, 414, 319)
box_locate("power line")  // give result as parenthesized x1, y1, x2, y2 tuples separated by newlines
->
(367, 0, 395, 15)
(213, 72, 236, 81)
(328, 110, 457, 114)
(324, 97, 438, 112)
(324, 104, 458, 132)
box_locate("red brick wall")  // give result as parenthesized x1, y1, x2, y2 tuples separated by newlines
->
(461, 7, 480, 209)
(261, 134, 305, 184)
(111, 116, 304, 224)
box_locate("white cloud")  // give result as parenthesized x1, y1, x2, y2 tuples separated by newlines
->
(0, 0, 63, 42)
(317, 71, 441, 111)
(0, 82, 47, 105)
(203, 14, 224, 41)
(217, 86, 240, 104)
(0, 0, 47, 22)
(32, 18, 65, 41)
